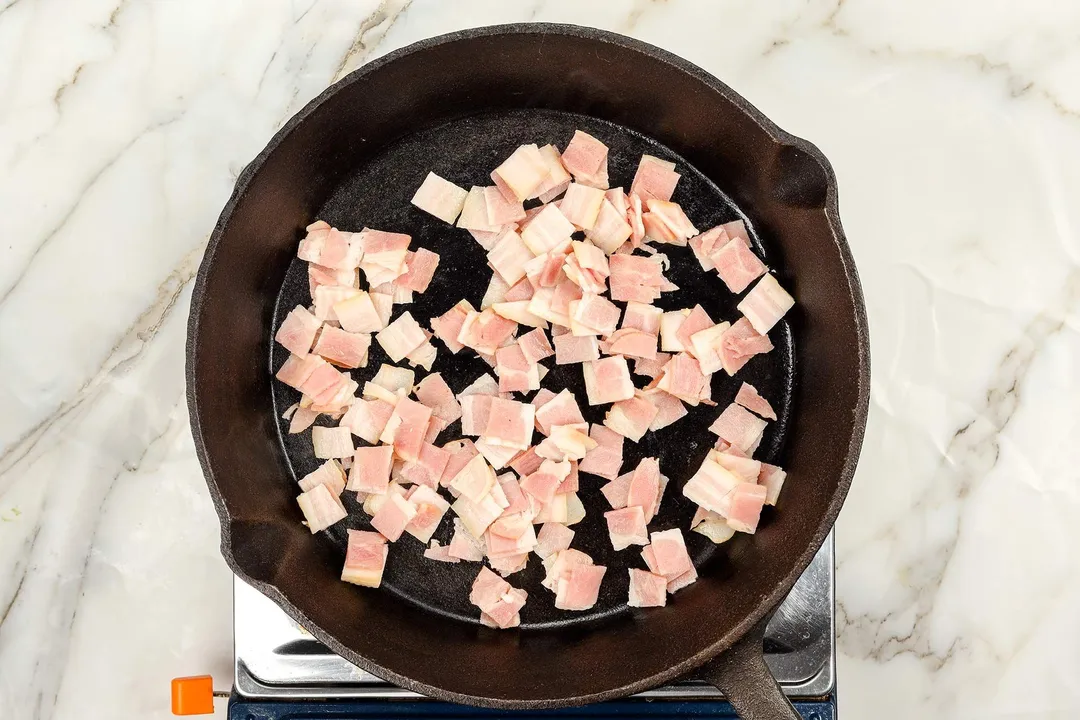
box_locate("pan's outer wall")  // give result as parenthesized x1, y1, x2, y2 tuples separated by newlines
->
(186, 25, 869, 708)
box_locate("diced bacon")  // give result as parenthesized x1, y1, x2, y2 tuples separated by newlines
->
(413, 373, 461, 425)
(341, 530, 388, 587)
(400, 443, 452, 489)
(515, 328, 553, 365)
(449, 453, 496, 502)
(373, 362, 415, 393)
(299, 460, 346, 496)
(709, 403, 768, 452)
(340, 398, 394, 443)
(621, 302, 662, 336)
(470, 566, 512, 612)
(369, 491, 417, 542)
(688, 322, 730, 376)
(312, 426, 354, 459)
(628, 568, 668, 607)
(334, 292, 385, 333)
(553, 333, 600, 365)
(494, 344, 539, 394)
(300, 225, 364, 271)
(726, 483, 768, 533)
(656, 353, 712, 406)
(583, 357, 634, 405)
(625, 457, 661, 521)
(551, 277, 583, 318)
(347, 445, 394, 494)
(564, 492, 586, 526)
(541, 548, 593, 592)
(530, 144, 573, 201)
(559, 183, 606, 230)
(601, 471, 633, 510)
(692, 508, 736, 544)
(313, 285, 360, 322)
(535, 522, 575, 559)
(608, 254, 674, 303)
(520, 204, 575, 256)
(560, 130, 609, 184)
(667, 565, 698, 594)
(458, 308, 518, 355)
(688, 226, 725, 271)
(460, 395, 494, 436)
(712, 237, 767, 294)
(431, 300, 474, 354)
(733, 383, 777, 422)
(509, 445, 543, 477)
(410, 172, 468, 224)
(535, 425, 595, 462)
(683, 451, 743, 515)
(738, 274, 795, 335)
(568, 293, 620, 337)
(659, 310, 690, 353)
(633, 352, 670, 379)
(275, 353, 324, 391)
(487, 520, 538, 558)
(642, 198, 698, 246)
(719, 317, 775, 375)
(396, 247, 440, 294)
(489, 510, 531, 540)
(563, 253, 606, 296)
(375, 312, 426, 362)
(358, 230, 410, 286)
(424, 540, 459, 563)
(504, 277, 535, 303)
(404, 484, 451, 543)
(604, 506, 649, 550)
(482, 397, 535, 450)
(534, 389, 586, 436)
(579, 424, 624, 480)
(713, 450, 762, 484)
(532, 491, 569, 524)
(492, 144, 550, 202)
(604, 328, 657, 360)
(447, 518, 486, 561)
(758, 463, 787, 506)
(487, 230, 534, 286)
(453, 490, 504, 539)
(675, 305, 716, 354)
(604, 392, 659, 442)
(560, 460, 580, 493)
(642, 388, 688, 431)
(605, 187, 628, 217)
(457, 187, 500, 231)
(484, 185, 527, 226)
(648, 529, 693, 578)
(275, 306, 321, 356)
(586, 199, 632, 254)
(555, 563, 607, 611)
(312, 326, 371, 369)
(289, 406, 320, 434)
(720, 219, 751, 245)
(308, 263, 356, 297)
(520, 459, 571, 505)
(296, 482, 347, 533)
(362, 481, 405, 516)
(630, 155, 680, 203)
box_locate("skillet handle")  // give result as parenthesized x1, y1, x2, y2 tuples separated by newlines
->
(695, 614, 802, 720)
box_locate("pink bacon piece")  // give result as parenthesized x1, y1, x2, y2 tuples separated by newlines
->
(604, 392, 659, 442)
(628, 568, 668, 608)
(396, 247, 440, 293)
(578, 424, 624, 480)
(296, 483, 347, 533)
(708, 403, 768, 453)
(410, 172, 468, 224)
(275, 305, 322, 356)
(712, 237, 767, 294)
(719, 317, 775, 376)
(734, 382, 777, 420)
(431, 300, 475, 354)
(738, 274, 795, 335)
(341, 530, 388, 587)
(560, 130, 609, 188)
(604, 506, 649, 551)
(583, 356, 635, 406)
(630, 155, 680, 203)
(347, 445, 394, 495)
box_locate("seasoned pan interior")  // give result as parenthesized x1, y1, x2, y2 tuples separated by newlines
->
(270, 109, 795, 628)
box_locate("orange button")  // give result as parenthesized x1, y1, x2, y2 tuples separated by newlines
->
(171, 675, 215, 715)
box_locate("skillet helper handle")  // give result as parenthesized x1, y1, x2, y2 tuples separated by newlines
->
(695, 614, 802, 720)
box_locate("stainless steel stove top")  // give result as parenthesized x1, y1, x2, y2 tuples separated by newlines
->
(233, 533, 834, 700)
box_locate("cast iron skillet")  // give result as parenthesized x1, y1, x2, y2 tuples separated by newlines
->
(186, 24, 869, 719)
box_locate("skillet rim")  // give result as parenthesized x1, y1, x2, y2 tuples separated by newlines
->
(185, 22, 870, 708)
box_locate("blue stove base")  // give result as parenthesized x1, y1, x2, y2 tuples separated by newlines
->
(228, 699, 835, 720)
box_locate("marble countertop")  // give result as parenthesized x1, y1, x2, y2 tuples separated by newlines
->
(2, 1, 1079, 718)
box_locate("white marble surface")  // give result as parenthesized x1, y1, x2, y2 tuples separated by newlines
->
(2, 0, 1079, 718)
